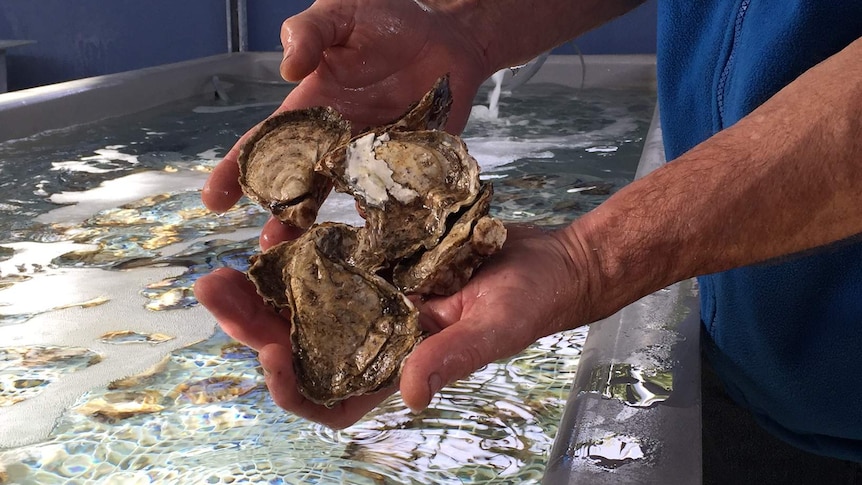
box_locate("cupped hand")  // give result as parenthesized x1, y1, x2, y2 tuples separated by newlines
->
(193, 267, 395, 428)
(202, 0, 492, 238)
(193, 224, 592, 428)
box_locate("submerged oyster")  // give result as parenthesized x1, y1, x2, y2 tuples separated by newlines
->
(240, 75, 506, 407)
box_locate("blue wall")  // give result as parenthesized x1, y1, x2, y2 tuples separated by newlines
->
(248, 0, 314, 52)
(0, 0, 226, 91)
(247, 1, 657, 54)
(0, 1, 655, 91)
(559, 1, 657, 55)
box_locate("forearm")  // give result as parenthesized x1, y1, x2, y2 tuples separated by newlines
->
(426, 0, 647, 71)
(563, 36, 862, 320)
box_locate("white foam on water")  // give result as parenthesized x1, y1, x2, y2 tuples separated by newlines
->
(196, 148, 223, 161)
(0, 241, 98, 276)
(37, 167, 364, 227)
(49, 161, 118, 174)
(69, 146, 140, 166)
(468, 104, 495, 121)
(487, 69, 506, 119)
(465, 103, 640, 172)
(465, 135, 576, 172)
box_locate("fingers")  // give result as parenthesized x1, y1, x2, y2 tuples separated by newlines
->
(399, 314, 531, 414)
(259, 216, 305, 251)
(280, 4, 354, 82)
(193, 267, 292, 350)
(201, 152, 242, 213)
(258, 342, 395, 429)
(201, 120, 263, 213)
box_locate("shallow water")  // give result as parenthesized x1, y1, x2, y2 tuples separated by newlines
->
(0, 79, 654, 483)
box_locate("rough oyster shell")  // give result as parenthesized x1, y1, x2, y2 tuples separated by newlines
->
(246, 241, 296, 310)
(241, 75, 507, 407)
(383, 73, 452, 132)
(238, 106, 350, 229)
(393, 183, 506, 295)
(252, 223, 421, 407)
(317, 129, 481, 267)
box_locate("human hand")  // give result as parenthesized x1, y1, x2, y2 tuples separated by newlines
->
(201, 0, 492, 239)
(193, 225, 594, 428)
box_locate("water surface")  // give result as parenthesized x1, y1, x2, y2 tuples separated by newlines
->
(0, 78, 654, 483)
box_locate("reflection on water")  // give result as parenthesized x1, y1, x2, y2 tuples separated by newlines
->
(0, 346, 102, 407)
(140, 238, 258, 311)
(0, 80, 653, 483)
(54, 191, 268, 271)
(1, 329, 586, 483)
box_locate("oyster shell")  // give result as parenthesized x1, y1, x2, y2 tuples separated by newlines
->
(383, 73, 452, 132)
(393, 183, 506, 295)
(241, 76, 506, 407)
(253, 223, 421, 407)
(246, 239, 296, 310)
(238, 106, 351, 229)
(247, 221, 360, 311)
(317, 130, 481, 267)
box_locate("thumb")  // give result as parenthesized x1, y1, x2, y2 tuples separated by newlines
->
(399, 318, 525, 413)
(279, 4, 355, 82)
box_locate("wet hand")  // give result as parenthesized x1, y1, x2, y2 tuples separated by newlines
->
(193, 267, 397, 428)
(194, 224, 590, 427)
(201, 0, 490, 236)
(399, 225, 589, 412)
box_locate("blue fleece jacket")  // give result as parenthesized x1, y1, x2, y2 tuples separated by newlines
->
(656, 1, 862, 461)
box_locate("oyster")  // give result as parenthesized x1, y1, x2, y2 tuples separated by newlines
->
(238, 106, 350, 229)
(317, 129, 481, 268)
(393, 183, 507, 295)
(240, 75, 506, 407)
(248, 223, 421, 406)
(287, 224, 421, 406)
(247, 238, 298, 309)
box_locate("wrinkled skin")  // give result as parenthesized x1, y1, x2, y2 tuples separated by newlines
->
(194, 0, 596, 428)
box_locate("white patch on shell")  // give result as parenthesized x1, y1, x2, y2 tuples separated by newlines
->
(345, 132, 419, 207)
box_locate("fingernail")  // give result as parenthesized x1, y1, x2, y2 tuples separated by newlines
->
(408, 372, 443, 414)
(428, 372, 443, 398)
(280, 45, 294, 81)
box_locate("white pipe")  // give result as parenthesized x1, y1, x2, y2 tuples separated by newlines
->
(237, 0, 248, 52)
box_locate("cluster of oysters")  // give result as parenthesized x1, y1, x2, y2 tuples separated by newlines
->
(238, 76, 507, 407)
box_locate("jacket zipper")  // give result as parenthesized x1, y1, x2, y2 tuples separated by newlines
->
(716, 0, 751, 127)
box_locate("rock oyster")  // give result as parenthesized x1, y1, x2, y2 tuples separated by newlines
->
(393, 183, 507, 295)
(317, 129, 484, 270)
(238, 106, 350, 229)
(240, 75, 506, 407)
